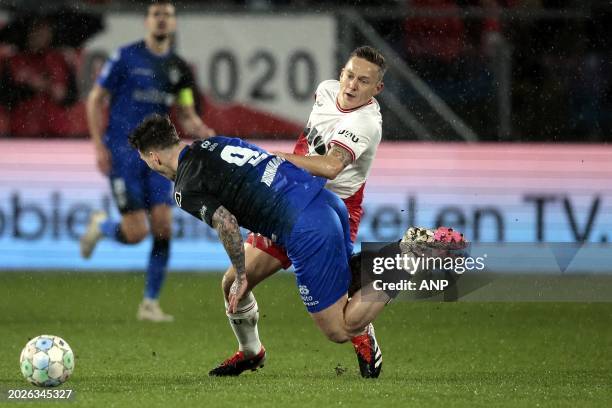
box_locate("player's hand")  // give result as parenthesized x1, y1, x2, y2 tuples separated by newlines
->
(228, 275, 248, 314)
(272, 151, 287, 159)
(196, 123, 216, 139)
(202, 125, 216, 138)
(94, 144, 112, 175)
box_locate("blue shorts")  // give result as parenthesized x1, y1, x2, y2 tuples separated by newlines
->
(109, 148, 173, 214)
(284, 189, 353, 313)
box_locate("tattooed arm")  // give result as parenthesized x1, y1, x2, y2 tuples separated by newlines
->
(211, 205, 247, 313)
(273, 145, 353, 180)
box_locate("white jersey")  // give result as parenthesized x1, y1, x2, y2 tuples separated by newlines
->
(304, 80, 382, 199)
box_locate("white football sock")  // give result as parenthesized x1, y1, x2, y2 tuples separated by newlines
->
(225, 291, 262, 356)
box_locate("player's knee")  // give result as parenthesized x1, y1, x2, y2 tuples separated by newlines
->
(122, 226, 148, 243)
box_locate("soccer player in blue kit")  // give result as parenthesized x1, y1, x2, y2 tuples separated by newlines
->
(128, 114, 394, 370)
(80, 0, 214, 322)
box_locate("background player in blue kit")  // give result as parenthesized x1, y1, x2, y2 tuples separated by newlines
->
(128, 114, 393, 373)
(80, 0, 215, 322)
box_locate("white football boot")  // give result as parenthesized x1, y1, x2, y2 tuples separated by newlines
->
(137, 299, 174, 322)
(80, 211, 107, 259)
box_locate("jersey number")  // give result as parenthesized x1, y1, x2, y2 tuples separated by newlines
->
(220, 146, 269, 167)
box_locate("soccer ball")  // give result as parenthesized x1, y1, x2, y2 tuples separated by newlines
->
(19, 335, 75, 387)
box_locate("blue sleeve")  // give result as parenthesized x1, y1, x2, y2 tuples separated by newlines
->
(97, 48, 124, 93)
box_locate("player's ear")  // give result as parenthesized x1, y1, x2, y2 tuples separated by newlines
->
(152, 152, 162, 166)
(339, 68, 345, 81)
(144, 6, 152, 26)
(374, 81, 384, 96)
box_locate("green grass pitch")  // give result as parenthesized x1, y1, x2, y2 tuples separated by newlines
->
(0, 272, 611, 407)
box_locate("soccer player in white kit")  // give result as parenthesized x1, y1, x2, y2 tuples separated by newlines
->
(209, 46, 386, 378)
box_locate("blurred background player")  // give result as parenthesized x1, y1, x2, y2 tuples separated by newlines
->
(211, 46, 385, 378)
(79, 0, 215, 322)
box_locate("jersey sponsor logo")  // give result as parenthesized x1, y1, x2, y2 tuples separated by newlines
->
(131, 67, 154, 77)
(200, 140, 218, 151)
(314, 94, 323, 108)
(261, 157, 283, 187)
(298, 285, 319, 307)
(305, 125, 327, 155)
(338, 129, 359, 143)
(132, 88, 174, 105)
(174, 191, 182, 207)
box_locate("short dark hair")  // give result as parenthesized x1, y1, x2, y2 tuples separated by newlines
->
(129, 114, 180, 153)
(349, 46, 386, 80)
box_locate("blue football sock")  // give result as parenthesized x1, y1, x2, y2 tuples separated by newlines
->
(145, 238, 170, 300)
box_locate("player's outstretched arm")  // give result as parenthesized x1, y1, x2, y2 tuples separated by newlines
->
(212, 205, 248, 313)
(274, 145, 352, 180)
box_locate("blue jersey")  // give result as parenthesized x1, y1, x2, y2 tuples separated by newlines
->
(174, 137, 327, 244)
(97, 40, 196, 151)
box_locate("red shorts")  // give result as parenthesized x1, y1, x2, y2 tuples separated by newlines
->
(246, 192, 364, 269)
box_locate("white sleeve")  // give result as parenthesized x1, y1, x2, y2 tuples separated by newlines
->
(314, 80, 335, 103)
(329, 114, 380, 162)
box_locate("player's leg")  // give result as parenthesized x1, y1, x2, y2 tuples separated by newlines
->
(221, 237, 287, 298)
(287, 189, 386, 377)
(136, 204, 174, 322)
(288, 224, 380, 342)
(284, 189, 356, 334)
(209, 237, 288, 376)
(221, 243, 280, 356)
(309, 292, 385, 379)
(348, 226, 469, 296)
(345, 226, 468, 377)
(80, 195, 150, 256)
(146, 204, 172, 299)
(136, 169, 175, 322)
(80, 159, 150, 258)
(322, 189, 386, 377)
(305, 278, 388, 380)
